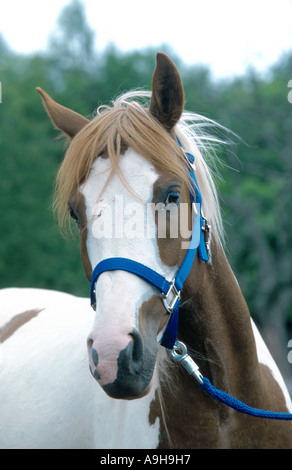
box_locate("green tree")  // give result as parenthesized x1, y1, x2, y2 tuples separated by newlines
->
(47, 0, 96, 71)
(1, 0, 292, 383)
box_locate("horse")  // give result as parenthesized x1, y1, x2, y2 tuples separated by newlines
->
(0, 52, 291, 449)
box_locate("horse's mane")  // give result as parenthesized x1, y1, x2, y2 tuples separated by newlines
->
(54, 91, 224, 243)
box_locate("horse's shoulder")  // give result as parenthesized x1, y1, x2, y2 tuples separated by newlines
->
(251, 318, 292, 413)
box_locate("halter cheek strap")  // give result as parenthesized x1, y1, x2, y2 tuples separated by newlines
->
(90, 140, 210, 349)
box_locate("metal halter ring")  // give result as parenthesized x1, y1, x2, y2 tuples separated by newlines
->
(162, 280, 181, 314)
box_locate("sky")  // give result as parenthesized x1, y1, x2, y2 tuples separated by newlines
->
(1, 0, 292, 79)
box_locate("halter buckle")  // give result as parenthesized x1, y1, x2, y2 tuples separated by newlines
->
(162, 280, 181, 314)
(202, 216, 211, 256)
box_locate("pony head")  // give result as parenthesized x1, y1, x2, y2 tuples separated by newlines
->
(37, 53, 221, 400)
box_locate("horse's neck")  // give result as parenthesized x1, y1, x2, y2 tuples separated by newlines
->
(180, 239, 259, 393)
(156, 240, 262, 448)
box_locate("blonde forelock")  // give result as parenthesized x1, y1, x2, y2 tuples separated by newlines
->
(54, 91, 224, 243)
(54, 93, 190, 232)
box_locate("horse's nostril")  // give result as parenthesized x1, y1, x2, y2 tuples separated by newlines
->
(87, 338, 97, 364)
(129, 328, 143, 365)
(91, 346, 99, 366)
(87, 337, 101, 381)
(93, 369, 101, 380)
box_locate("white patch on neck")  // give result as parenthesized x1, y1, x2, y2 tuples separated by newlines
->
(91, 373, 160, 448)
(251, 319, 292, 412)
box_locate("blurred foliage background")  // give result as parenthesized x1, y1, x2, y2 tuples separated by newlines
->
(0, 0, 291, 382)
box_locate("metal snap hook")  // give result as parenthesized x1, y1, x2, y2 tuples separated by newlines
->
(169, 340, 204, 385)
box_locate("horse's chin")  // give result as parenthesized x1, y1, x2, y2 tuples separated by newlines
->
(100, 367, 156, 401)
(104, 383, 152, 401)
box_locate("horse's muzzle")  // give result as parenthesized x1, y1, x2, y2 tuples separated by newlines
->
(87, 327, 156, 399)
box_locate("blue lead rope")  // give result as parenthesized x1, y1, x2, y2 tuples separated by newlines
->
(199, 377, 292, 420)
(171, 341, 292, 420)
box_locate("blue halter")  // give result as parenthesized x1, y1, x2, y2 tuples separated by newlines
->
(89, 140, 292, 422)
(90, 139, 210, 349)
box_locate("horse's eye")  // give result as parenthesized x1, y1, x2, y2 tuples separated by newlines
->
(165, 191, 180, 206)
(69, 207, 80, 226)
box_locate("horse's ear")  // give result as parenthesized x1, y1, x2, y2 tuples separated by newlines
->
(36, 87, 89, 139)
(149, 52, 184, 131)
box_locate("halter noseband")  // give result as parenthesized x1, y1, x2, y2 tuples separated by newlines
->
(90, 139, 210, 349)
